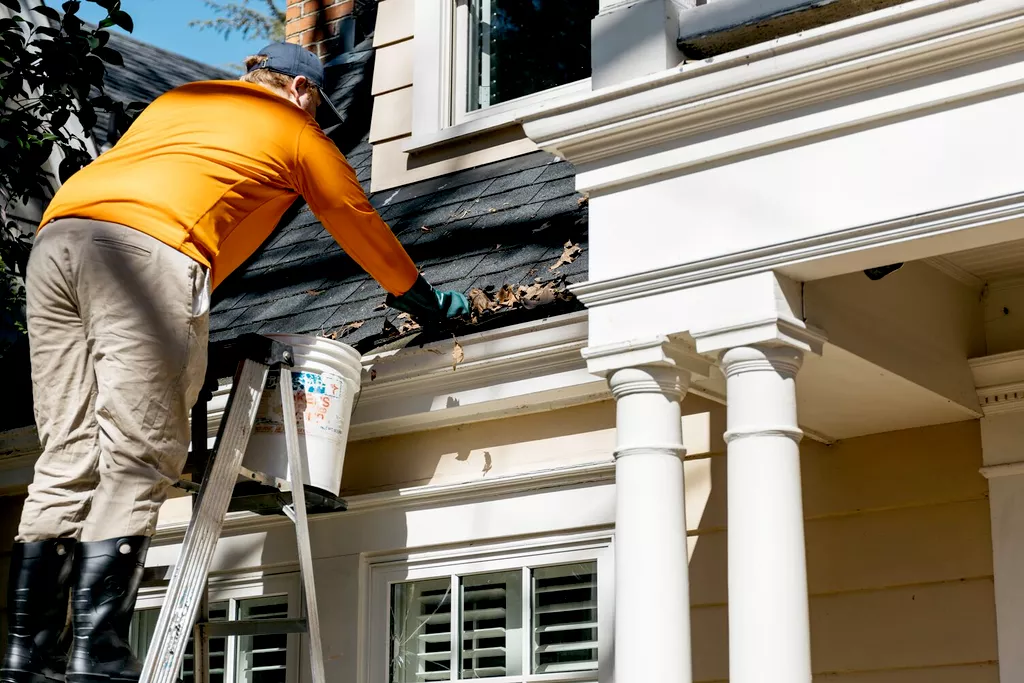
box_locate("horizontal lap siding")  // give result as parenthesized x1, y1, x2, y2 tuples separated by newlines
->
(686, 419, 996, 682)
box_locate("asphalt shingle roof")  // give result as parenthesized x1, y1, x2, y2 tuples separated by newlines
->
(210, 37, 589, 353)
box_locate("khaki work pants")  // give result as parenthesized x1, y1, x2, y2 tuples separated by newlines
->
(19, 218, 209, 543)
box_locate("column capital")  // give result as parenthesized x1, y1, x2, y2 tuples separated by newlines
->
(582, 336, 711, 380)
(694, 316, 825, 357)
(720, 344, 804, 379)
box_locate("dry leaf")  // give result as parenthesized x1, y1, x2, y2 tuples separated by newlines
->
(549, 240, 582, 272)
(305, 289, 324, 296)
(519, 280, 558, 309)
(373, 301, 388, 311)
(495, 285, 520, 308)
(577, 192, 590, 207)
(331, 320, 364, 338)
(396, 312, 421, 334)
(452, 340, 465, 371)
(370, 368, 377, 381)
(468, 288, 498, 314)
(420, 226, 432, 232)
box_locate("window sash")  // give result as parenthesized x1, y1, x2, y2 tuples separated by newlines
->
(371, 537, 611, 683)
(449, 0, 592, 128)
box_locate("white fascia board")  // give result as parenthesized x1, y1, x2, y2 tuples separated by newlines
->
(350, 311, 604, 439)
(519, 0, 1024, 190)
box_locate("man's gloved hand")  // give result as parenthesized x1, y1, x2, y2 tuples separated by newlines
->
(386, 274, 470, 326)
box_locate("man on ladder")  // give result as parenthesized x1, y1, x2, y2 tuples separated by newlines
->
(2, 41, 469, 683)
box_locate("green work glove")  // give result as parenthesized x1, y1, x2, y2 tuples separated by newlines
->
(386, 274, 470, 325)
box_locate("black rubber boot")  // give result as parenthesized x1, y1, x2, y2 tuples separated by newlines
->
(66, 537, 150, 683)
(0, 538, 78, 683)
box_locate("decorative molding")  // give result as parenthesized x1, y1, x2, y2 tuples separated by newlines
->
(582, 336, 712, 378)
(573, 192, 1024, 308)
(521, 0, 1024, 183)
(693, 316, 826, 357)
(152, 460, 616, 543)
(980, 461, 1024, 479)
(970, 350, 1024, 415)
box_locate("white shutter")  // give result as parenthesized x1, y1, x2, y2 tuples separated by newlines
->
(237, 596, 289, 683)
(391, 578, 453, 682)
(532, 563, 598, 674)
(460, 570, 521, 679)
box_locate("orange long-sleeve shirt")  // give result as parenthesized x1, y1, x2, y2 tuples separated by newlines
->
(40, 80, 419, 293)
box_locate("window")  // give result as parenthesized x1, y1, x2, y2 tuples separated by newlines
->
(130, 594, 292, 683)
(456, 0, 598, 117)
(368, 536, 610, 683)
(409, 0, 600, 150)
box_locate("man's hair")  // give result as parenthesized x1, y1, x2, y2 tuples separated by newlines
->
(240, 55, 321, 108)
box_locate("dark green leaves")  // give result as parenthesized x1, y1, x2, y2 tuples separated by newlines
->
(92, 46, 122, 65)
(99, 10, 132, 33)
(31, 5, 62, 22)
(0, 0, 134, 352)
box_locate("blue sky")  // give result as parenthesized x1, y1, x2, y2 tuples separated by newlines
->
(76, 0, 276, 70)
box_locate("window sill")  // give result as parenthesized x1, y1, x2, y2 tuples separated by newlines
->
(402, 110, 520, 154)
(405, 79, 593, 155)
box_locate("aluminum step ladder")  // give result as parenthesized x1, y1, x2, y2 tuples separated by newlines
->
(140, 334, 342, 683)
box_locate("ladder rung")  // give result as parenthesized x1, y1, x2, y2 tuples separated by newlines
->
(202, 618, 308, 638)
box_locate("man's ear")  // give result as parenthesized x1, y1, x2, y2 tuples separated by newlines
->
(293, 75, 311, 96)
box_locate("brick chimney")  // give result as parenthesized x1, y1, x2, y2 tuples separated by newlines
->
(285, 0, 353, 58)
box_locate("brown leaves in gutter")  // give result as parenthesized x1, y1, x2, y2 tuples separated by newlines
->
(396, 312, 421, 335)
(465, 278, 573, 323)
(550, 240, 582, 272)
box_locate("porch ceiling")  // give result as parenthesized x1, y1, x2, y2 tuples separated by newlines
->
(928, 238, 1024, 286)
(693, 343, 977, 444)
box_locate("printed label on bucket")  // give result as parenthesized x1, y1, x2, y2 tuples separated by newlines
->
(254, 370, 350, 444)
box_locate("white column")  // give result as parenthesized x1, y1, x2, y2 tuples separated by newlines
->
(721, 345, 812, 683)
(608, 364, 692, 683)
(979, 410, 1024, 683)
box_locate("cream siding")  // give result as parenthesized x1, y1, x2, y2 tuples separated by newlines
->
(372, 0, 415, 48)
(366, 4, 537, 192)
(0, 414, 996, 682)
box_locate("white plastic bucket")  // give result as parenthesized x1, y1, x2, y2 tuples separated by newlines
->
(242, 334, 362, 496)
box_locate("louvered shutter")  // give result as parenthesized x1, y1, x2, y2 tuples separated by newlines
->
(460, 571, 522, 679)
(391, 578, 453, 682)
(237, 596, 289, 683)
(532, 563, 599, 674)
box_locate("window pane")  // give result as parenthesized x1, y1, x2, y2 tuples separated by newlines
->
(461, 570, 522, 679)
(532, 562, 598, 674)
(468, 0, 598, 111)
(390, 578, 453, 683)
(236, 596, 289, 683)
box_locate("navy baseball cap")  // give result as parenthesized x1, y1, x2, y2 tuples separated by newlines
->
(249, 42, 344, 129)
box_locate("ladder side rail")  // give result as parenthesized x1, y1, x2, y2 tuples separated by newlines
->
(139, 359, 271, 683)
(279, 367, 328, 683)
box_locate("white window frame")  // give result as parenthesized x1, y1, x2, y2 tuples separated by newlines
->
(132, 573, 302, 683)
(407, 0, 593, 154)
(364, 532, 613, 683)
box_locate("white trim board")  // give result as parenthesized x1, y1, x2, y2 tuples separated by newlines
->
(520, 0, 1024, 185)
(151, 459, 617, 544)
